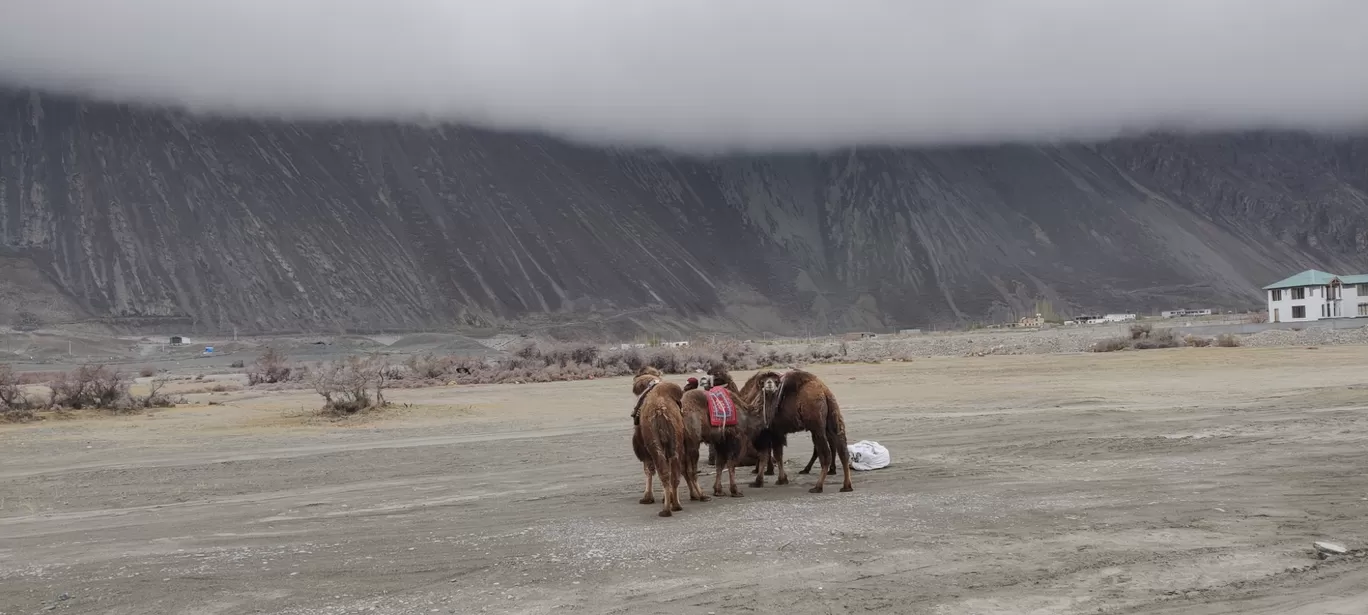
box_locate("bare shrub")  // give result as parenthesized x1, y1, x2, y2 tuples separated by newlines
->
(1091, 337, 1131, 353)
(1132, 328, 1181, 350)
(1247, 311, 1269, 324)
(50, 365, 131, 410)
(13, 310, 41, 332)
(1093, 326, 1181, 352)
(0, 365, 38, 419)
(1185, 335, 1212, 348)
(139, 366, 156, 378)
(405, 353, 458, 379)
(1215, 333, 1241, 347)
(248, 347, 296, 385)
(138, 376, 181, 408)
(311, 354, 391, 415)
(230, 360, 245, 369)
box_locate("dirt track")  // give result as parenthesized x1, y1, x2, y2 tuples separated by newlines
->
(3, 347, 1368, 614)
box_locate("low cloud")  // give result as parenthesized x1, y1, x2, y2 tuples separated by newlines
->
(2, 1, 1367, 153)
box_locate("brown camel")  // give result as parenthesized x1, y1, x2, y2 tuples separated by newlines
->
(747, 369, 854, 493)
(630, 367, 707, 516)
(678, 368, 768, 497)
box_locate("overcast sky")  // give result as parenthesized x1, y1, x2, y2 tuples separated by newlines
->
(1, 1, 1366, 153)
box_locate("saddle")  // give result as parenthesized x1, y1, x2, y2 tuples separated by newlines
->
(706, 386, 738, 427)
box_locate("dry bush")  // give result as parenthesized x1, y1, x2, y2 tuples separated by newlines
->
(405, 353, 459, 379)
(1215, 333, 1241, 347)
(311, 354, 392, 415)
(248, 347, 298, 385)
(1090, 337, 1131, 353)
(13, 310, 41, 332)
(50, 365, 131, 410)
(0, 365, 39, 419)
(1185, 335, 1212, 348)
(230, 360, 245, 369)
(139, 366, 156, 378)
(1247, 311, 1269, 324)
(138, 376, 181, 408)
(1093, 327, 1181, 352)
(1132, 328, 1181, 350)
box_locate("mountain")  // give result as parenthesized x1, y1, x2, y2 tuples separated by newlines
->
(3, 89, 1367, 337)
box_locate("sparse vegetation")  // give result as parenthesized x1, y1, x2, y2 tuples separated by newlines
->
(248, 347, 300, 385)
(1095, 326, 1243, 352)
(1185, 335, 1212, 348)
(1093, 325, 1182, 352)
(138, 376, 181, 408)
(12, 310, 41, 332)
(230, 360, 245, 369)
(49, 365, 132, 410)
(310, 354, 392, 415)
(0, 365, 38, 420)
(139, 366, 156, 378)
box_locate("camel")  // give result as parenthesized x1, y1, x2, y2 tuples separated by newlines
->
(746, 369, 854, 493)
(678, 368, 769, 497)
(630, 367, 707, 516)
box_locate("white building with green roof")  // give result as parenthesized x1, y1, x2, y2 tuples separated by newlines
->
(1263, 269, 1368, 322)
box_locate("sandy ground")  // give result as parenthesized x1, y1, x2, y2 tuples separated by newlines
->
(3, 347, 1368, 614)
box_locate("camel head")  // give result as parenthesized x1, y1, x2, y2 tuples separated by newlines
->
(632, 366, 664, 395)
(697, 374, 714, 390)
(761, 376, 780, 395)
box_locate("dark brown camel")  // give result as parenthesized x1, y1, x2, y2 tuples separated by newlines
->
(679, 368, 768, 498)
(747, 369, 854, 493)
(630, 367, 707, 515)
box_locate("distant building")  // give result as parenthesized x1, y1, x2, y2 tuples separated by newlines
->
(1102, 313, 1137, 323)
(169, 335, 187, 346)
(1161, 309, 1213, 318)
(1018, 314, 1044, 328)
(1264, 269, 1368, 323)
(843, 332, 878, 341)
(662, 341, 690, 348)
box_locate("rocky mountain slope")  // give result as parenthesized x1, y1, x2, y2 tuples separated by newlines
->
(2, 90, 1367, 336)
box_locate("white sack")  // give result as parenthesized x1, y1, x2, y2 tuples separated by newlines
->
(846, 440, 890, 471)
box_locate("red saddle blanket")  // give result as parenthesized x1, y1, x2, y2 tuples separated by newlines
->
(706, 386, 738, 427)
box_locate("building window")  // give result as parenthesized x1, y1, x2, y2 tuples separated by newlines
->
(1360, 284, 1368, 295)
(1322, 304, 1329, 318)
(1292, 305, 1306, 319)
(1272, 289, 1283, 301)
(1292, 287, 1306, 300)
(1359, 303, 1368, 317)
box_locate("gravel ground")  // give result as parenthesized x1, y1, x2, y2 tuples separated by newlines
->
(2, 348, 1367, 614)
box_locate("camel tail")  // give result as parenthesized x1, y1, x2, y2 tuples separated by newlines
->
(825, 391, 848, 441)
(651, 410, 677, 460)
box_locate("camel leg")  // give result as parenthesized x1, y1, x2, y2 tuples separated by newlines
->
(651, 452, 675, 517)
(751, 447, 768, 488)
(807, 431, 832, 493)
(706, 444, 716, 467)
(639, 461, 655, 504)
(773, 444, 790, 486)
(800, 449, 819, 474)
(832, 427, 854, 493)
(727, 458, 743, 497)
(712, 450, 726, 497)
(683, 446, 711, 502)
(765, 453, 776, 475)
(668, 455, 684, 512)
